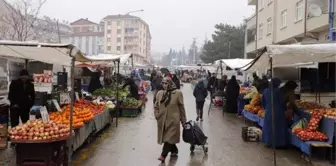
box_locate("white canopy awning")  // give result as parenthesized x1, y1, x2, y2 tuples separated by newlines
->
(0, 40, 87, 66)
(244, 43, 336, 72)
(75, 53, 133, 67)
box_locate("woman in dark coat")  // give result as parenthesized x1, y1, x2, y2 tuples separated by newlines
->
(88, 72, 103, 94)
(193, 80, 207, 121)
(225, 76, 240, 113)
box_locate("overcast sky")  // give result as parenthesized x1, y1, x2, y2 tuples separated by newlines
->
(40, 0, 255, 52)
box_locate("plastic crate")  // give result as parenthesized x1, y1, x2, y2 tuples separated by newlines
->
(120, 109, 138, 117)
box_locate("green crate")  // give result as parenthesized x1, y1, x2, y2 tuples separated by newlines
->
(120, 109, 138, 117)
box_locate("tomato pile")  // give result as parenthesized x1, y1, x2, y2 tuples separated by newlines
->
(294, 110, 328, 141)
(294, 128, 328, 141)
(76, 99, 105, 115)
(306, 110, 324, 131)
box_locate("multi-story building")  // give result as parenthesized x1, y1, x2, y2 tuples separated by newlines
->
(245, 0, 331, 58)
(67, 18, 104, 56)
(102, 14, 151, 64)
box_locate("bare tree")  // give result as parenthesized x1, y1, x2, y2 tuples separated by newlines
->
(0, 0, 47, 41)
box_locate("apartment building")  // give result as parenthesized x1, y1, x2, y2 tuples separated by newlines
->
(102, 14, 151, 64)
(67, 18, 104, 56)
(245, 0, 331, 58)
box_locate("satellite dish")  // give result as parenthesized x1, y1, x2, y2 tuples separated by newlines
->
(308, 3, 322, 17)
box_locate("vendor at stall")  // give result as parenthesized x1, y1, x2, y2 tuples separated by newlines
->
(280, 80, 300, 127)
(8, 69, 35, 127)
(88, 71, 103, 94)
(122, 78, 140, 100)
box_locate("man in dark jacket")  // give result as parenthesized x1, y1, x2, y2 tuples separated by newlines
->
(217, 75, 228, 92)
(171, 74, 180, 89)
(193, 80, 208, 121)
(122, 78, 139, 100)
(207, 72, 217, 98)
(8, 69, 35, 127)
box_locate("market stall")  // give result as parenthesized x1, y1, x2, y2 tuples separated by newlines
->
(241, 43, 336, 163)
(0, 41, 124, 165)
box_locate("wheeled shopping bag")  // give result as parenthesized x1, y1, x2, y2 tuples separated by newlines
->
(182, 120, 208, 154)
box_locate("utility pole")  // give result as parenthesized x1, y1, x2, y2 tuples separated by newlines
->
(56, 20, 61, 43)
(228, 42, 231, 59)
(193, 37, 196, 64)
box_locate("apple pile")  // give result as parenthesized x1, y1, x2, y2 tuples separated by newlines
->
(306, 110, 324, 131)
(294, 128, 328, 141)
(9, 119, 70, 142)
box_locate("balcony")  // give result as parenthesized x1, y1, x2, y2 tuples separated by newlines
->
(306, 3, 329, 32)
(245, 41, 256, 53)
(246, 14, 256, 29)
(248, 0, 257, 5)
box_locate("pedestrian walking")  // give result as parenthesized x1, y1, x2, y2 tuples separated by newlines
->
(193, 80, 207, 121)
(154, 77, 187, 162)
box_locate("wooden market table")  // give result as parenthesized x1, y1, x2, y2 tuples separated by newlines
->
(14, 139, 68, 166)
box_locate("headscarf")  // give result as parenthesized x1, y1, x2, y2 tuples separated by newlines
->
(160, 77, 177, 106)
(227, 75, 237, 86)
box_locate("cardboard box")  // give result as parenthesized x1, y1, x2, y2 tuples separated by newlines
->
(0, 124, 8, 136)
(0, 137, 7, 149)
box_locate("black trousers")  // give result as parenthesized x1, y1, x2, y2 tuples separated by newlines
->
(10, 107, 29, 127)
(161, 142, 178, 157)
(196, 101, 205, 118)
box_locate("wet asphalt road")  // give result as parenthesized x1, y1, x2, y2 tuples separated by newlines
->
(71, 84, 323, 166)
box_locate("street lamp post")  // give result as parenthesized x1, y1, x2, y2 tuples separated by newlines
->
(125, 9, 144, 15)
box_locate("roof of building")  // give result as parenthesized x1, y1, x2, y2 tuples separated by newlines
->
(71, 18, 97, 25)
(71, 31, 104, 37)
(103, 14, 140, 20)
(103, 14, 152, 38)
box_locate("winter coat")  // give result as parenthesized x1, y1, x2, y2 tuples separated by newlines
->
(193, 82, 207, 102)
(154, 89, 187, 145)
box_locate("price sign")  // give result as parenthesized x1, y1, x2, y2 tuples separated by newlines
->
(75, 92, 80, 101)
(40, 106, 50, 123)
(60, 92, 70, 105)
(52, 99, 61, 112)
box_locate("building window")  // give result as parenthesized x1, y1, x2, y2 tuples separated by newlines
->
(258, 23, 263, 39)
(117, 38, 121, 42)
(107, 38, 111, 42)
(117, 21, 121, 26)
(107, 30, 111, 34)
(107, 21, 111, 25)
(259, 0, 264, 9)
(281, 10, 287, 28)
(107, 46, 111, 51)
(117, 29, 121, 34)
(267, 17, 272, 35)
(295, 1, 304, 21)
(117, 46, 121, 51)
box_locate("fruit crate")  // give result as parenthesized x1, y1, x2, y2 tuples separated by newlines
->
(120, 108, 139, 117)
